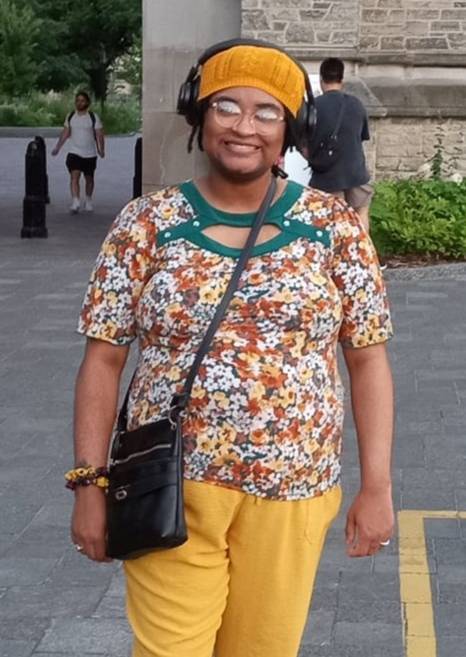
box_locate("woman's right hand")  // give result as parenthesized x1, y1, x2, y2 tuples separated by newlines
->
(71, 486, 112, 562)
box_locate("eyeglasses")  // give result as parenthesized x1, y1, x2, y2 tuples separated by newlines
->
(208, 99, 285, 135)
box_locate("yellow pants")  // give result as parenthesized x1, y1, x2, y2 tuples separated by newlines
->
(125, 480, 341, 657)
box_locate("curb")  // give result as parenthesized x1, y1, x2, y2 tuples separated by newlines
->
(0, 127, 141, 138)
(0, 127, 62, 138)
(384, 261, 466, 280)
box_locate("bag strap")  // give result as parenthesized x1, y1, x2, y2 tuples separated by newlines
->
(89, 111, 97, 143)
(330, 94, 346, 139)
(117, 176, 278, 431)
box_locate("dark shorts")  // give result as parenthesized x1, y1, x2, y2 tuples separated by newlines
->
(66, 153, 97, 177)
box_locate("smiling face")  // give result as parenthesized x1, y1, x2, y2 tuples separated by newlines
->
(201, 86, 287, 182)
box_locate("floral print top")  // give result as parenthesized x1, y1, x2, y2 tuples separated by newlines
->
(78, 180, 392, 500)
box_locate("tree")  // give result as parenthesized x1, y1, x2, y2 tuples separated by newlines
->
(26, 0, 142, 103)
(0, 0, 41, 96)
(2, 0, 141, 101)
(67, 0, 142, 104)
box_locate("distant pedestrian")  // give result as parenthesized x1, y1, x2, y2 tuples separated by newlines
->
(52, 91, 105, 214)
(307, 58, 372, 232)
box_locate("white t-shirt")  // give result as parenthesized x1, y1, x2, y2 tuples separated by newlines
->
(284, 149, 311, 186)
(65, 111, 103, 158)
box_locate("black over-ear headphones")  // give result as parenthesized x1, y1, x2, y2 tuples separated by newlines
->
(177, 38, 316, 149)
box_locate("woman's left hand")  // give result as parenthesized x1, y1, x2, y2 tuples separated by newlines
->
(345, 487, 394, 557)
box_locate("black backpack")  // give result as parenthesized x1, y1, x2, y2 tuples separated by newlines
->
(67, 110, 97, 141)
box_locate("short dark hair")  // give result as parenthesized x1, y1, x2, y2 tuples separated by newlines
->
(319, 58, 344, 84)
(75, 90, 91, 104)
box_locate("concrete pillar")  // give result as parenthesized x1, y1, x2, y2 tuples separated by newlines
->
(143, 0, 241, 192)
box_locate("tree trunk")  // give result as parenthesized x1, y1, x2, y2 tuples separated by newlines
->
(87, 64, 108, 106)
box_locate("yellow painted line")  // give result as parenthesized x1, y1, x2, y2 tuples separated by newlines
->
(398, 510, 466, 657)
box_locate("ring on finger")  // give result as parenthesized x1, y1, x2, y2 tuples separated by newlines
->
(75, 544, 84, 553)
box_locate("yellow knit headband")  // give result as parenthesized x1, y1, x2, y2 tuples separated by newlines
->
(198, 45, 306, 117)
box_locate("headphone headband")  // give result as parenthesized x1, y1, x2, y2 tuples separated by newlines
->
(177, 38, 316, 152)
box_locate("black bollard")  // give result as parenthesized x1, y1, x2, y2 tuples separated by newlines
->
(21, 139, 48, 238)
(34, 135, 50, 204)
(132, 136, 142, 199)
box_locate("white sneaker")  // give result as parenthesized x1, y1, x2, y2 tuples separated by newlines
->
(83, 199, 94, 213)
(70, 198, 80, 214)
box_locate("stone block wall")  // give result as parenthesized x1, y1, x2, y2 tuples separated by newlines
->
(360, 0, 466, 62)
(242, 0, 466, 62)
(242, 1, 359, 53)
(365, 118, 466, 180)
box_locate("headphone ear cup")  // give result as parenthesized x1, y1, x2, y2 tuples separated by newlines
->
(289, 102, 308, 148)
(177, 74, 201, 126)
(177, 81, 191, 117)
(292, 100, 316, 147)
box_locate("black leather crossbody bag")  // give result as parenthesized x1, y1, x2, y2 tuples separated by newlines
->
(106, 177, 278, 560)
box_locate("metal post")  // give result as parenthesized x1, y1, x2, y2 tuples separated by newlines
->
(21, 139, 48, 238)
(34, 135, 50, 204)
(133, 136, 142, 199)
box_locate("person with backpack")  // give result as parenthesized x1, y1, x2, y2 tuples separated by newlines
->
(307, 58, 372, 232)
(52, 91, 105, 214)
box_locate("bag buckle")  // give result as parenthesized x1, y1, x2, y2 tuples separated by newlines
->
(114, 487, 128, 501)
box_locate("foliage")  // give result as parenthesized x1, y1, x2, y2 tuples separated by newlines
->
(0, 91, 141, 134)
(101, 97, 141, 135)
(115, 36, 142, 100)
(8, 0, 142, 102)
(426, 124, 463, 181)
(0, 0, 41, 96)
(371, 179, 466, 259)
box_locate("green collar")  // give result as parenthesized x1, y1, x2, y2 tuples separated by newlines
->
(179, 180, 304, 227)
(156, 180, 330, 258)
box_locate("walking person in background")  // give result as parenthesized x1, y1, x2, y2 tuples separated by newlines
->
(52, 91, 105, 214)
(308, 58, 373, 232)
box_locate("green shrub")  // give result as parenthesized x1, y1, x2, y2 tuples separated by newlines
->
(0, 90, 140, 134)
(100, 97, 141, 134)
(371, 179, 466, 259)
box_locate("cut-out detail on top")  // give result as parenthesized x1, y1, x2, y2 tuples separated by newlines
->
(156, 180, 331, 257)
(201, 223, 282, 249)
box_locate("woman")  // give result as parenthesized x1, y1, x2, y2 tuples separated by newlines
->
(69, 40, 394, 657)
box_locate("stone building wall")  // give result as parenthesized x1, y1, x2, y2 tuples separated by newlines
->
(360, 0, 466, 63)
(365, 118, 466, 180)
(242, 1, 359, 54)
(242, 0, 466, 61)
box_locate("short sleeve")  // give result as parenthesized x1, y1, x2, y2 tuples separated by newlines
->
(330, 199, 393, 349)
(77, 197, 157, 345)
(94, 113, 103, 130)
(64, 114, 70, 128)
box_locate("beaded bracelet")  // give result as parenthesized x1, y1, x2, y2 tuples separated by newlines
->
(65, 465, 109, 491)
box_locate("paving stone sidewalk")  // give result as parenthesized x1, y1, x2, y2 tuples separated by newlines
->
(1, 136, 466, 657)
